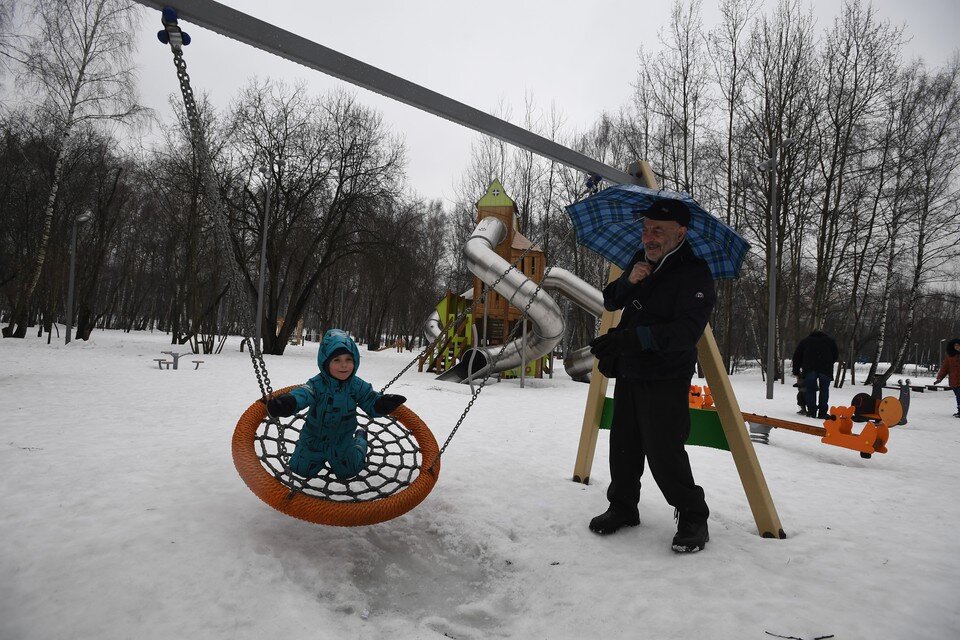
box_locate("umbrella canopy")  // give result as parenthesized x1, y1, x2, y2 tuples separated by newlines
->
(564, 184, 750, 280)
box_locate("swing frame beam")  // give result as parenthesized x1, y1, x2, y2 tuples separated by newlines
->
(134, 0, 640, 186)
(139, 1, 783, 538)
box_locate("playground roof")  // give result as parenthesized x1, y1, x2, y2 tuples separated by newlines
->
(511, 230, 542, 253)
(477, 178, 517, 211)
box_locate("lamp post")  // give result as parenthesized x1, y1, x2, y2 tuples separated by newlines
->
(758, 137, 794, 399)
(65, 211, 92, 344)
(914, 343, 919, 376)
(255, 153, 281, 354)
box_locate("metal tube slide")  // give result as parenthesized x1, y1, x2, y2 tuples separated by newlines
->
(540, 268, 604, 382)
(447, 217, 565, 381)
(562, 345, 596, 382)
(422, 287, 473, 349)
(423, 309, 443, 345)
(422, 230, 608, 382)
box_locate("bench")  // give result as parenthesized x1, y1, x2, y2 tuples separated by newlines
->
(154, 359, 172, 370)
(192, 360, 204, 369)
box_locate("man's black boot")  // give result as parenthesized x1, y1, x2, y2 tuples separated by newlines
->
(589, 509, 640, 535)
(672, 510, 709, 553)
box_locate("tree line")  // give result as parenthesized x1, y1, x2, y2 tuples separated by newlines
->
(443, 0, 960, 384)
(2, 0, 959, 385)
(1, 0, 449, 354)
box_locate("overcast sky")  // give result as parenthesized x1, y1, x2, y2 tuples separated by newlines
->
(131, 0, 959, 203)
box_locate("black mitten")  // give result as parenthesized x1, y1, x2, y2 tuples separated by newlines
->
(266, 394, 298, 418)
(374, 394, 406, 414)
(590, 327, 640, 359)
(597, 353, 619, 379)
(589, 327, 619, 359)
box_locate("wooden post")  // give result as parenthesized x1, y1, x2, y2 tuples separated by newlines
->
(571, 265, 621, 483)
(571, 160, 660, 483)
(698, 326, 785, 538)
(571, 159, 785, 538)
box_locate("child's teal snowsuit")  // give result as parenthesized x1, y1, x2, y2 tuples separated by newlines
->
(287, 330, 384, 479)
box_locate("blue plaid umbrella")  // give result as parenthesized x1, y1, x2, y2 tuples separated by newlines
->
(564, 184, 750, 280)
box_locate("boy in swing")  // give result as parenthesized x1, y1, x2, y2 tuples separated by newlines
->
(265, 329, 406, 479)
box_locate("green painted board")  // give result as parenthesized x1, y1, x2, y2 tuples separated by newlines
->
(687, 407, 730, 450)
(598, 397, 730, 451)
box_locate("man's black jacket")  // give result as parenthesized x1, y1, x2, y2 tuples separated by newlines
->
(601, 240, 716, 381)
(791, 331, 838, 376)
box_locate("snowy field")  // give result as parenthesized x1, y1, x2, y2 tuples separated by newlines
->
(2, 328, 959, 640)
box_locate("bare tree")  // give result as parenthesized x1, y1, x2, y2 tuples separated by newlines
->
(707, 0, 757, 371)
(536, 101, 567, 266)
(507, 92, 545, 235)
(222, 82, 406, 354)
(2, 0, 143, 337)
(623, 46, 657, 168)
(644, 0, 712, 195)
(808, 0, 902, 327)
(0, 0, 14, 56)
(708, 0, 757, 225)
(740, 0, 819, 371)
(874, 59, 960, 381)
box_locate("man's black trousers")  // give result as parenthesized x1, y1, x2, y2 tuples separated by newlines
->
(607, 377, 709, 522)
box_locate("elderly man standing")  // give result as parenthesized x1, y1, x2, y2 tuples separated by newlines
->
(588, 198, 716, 553)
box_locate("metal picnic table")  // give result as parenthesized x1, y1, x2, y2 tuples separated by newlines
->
(160, 351, 188, 370)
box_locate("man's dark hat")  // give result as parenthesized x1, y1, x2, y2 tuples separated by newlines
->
(640, 198, 690, 226)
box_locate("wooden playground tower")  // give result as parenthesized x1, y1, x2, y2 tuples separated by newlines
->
(420, 179, 548, 378)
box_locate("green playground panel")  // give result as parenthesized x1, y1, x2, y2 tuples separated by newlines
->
(434, 294, 473, 371)
(500, 356, 549, 379)
(599, 397, 730, 451)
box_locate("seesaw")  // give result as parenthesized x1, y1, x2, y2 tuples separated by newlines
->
(688, 385, 901, 459)
(743, 396, 902, 459)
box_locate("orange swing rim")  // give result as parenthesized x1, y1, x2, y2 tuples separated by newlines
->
(232, 386, 440, 526)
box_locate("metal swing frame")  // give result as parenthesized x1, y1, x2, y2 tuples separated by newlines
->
(145, 0, 784, 538)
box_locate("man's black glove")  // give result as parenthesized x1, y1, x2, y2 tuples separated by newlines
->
(265, 394, 298, 418)
(596, 353, 619, 379)
(590, 327, 640, 360)
(374, 394, 406, 414)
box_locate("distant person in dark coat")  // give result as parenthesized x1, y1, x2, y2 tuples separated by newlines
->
(934, 338, 960, 418)
(588, 197, 716, 553)
(791, 330, 839, 419)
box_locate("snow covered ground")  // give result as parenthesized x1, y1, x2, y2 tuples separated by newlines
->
(2, 328, 958, 639)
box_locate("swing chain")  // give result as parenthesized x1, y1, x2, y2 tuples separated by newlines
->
(380, 231, 548, 394)
(388, 220, 580, 469)
(433, 262, 558, 462)
(163, 25, 274, 399)
(427, 220, 586, 463)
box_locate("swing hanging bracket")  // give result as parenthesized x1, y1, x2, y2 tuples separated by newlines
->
(156, 7, 190, 51)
